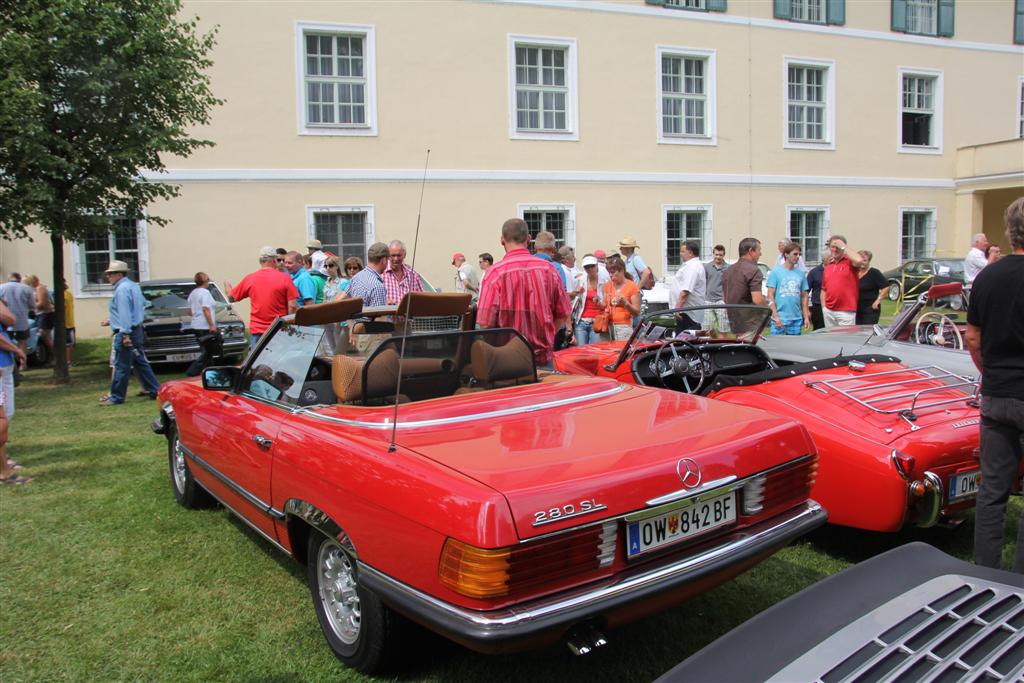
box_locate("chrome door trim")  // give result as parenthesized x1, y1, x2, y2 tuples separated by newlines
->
(182, 442, 285, 521)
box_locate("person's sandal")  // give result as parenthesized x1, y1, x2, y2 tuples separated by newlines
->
(1, 475, 33, 485)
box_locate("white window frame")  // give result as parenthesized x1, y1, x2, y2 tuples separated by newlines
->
(305, 204, 376, 260)
(898, 206, 937, 262)
(791, 0, 826, 23)
(516, 203, 577, 250)
(666, 0, 707, 7)
(785, 205, 831, 264)
(71, 213, 150, 298)
(662, 204, 714, 276)
(295, 22, 378, 137)
(783, 57, 836, 151)
(508, 35, 579, 141)
(906, 0, 938, 36)
(1017, 76, 1023, 139)
(897, 67, 943, 155)
(656, 46, 717, 146)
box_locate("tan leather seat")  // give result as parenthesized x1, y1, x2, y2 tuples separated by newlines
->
(332, 348, 403, 404)
(459, 337, 535, 391)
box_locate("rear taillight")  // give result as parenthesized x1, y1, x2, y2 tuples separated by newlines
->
(743, 455, 817, 520)
(439, 521, 617, 599)
(893, 451, 916, 479)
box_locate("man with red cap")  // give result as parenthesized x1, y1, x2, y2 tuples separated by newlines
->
(452, 252, 479, 301)
(593, 249, 610, 286)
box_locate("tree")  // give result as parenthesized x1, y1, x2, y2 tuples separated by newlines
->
(0, 0, 220, 382)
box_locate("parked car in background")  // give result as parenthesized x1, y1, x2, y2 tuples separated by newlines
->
(555, 302, 1007, 532)
(153, 293, 825, 673)
(657, 542, 1024, 682)
(641, 263, 769, 316)
(140, 279, 247, 365)
(883, 258, 966, 307)
(759, 283, 976, 378)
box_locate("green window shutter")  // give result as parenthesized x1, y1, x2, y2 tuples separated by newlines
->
(774, 0, 792, 19)
(706, 0, 728, 11)
(1016, 0, 1024, 44)
(891, 0, 908, 31)
(826, 0, 846, 25)
(937, 0, 955, 36)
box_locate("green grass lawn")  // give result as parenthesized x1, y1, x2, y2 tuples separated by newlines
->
(0, 338, 1015, 682)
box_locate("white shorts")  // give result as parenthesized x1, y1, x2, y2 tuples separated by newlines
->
(0, 365, 14, 418)
(823, 307, 856, 329)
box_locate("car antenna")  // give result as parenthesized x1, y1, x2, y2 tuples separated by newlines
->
(388, 148, 431, 453)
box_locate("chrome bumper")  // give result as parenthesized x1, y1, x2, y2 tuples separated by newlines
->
(360, 500, 826, 653)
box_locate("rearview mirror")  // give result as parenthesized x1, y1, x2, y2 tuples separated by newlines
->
(202, 366, 239, 391)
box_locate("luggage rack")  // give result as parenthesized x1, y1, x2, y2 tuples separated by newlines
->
(803, 365, 979, 430)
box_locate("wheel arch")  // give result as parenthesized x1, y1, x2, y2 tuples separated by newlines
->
(284, 499, 347, 566)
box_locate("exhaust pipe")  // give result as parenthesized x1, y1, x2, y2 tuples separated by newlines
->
(565, 623, 608, 656)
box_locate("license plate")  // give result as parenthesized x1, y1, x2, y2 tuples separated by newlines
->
(167, 352, 200, 362)
(626, 491, 736, 559)
(949, 470, 980, 502)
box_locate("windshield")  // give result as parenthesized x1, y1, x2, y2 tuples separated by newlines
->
(141, 283, 228, 310)
(616, 304, 771, 367)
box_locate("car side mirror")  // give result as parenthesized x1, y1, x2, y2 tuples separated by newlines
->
(202, 366, 239, 391)
(872, 324, 884, 337)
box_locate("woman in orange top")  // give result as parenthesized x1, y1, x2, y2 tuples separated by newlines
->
(602, 255, 641, 341)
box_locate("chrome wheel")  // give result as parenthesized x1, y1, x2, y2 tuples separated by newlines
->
(172, 439, 187, 494)
(317, 538, 361, 645)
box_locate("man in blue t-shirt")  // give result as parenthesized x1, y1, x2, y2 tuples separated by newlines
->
(283, 251, 315, 306)
(766, 242, 810, 336)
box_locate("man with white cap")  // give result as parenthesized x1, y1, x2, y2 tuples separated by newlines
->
(618, 236, 653, 289)
(451, 252, 479, 301)
(98, 260, 161, 405)
(306, 239, 328, 276)
(224, 246, 300, 350)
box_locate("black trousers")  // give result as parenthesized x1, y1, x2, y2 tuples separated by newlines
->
(186, 330, 222, 376)
(809, 304, 825, 331)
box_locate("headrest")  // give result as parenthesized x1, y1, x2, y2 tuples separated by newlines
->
(470, 337, 535, 385)
(295, 298, 363, 326)
(394, 292, 471, 318)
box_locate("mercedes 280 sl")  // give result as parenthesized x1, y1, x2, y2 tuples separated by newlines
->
(555, 303, 1017, 533)
(152, 294, 825, 673)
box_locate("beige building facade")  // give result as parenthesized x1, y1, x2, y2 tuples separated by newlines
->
(2, 0, 1022, 335)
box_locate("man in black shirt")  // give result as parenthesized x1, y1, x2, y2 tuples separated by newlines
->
(965, 196, 1024, 573)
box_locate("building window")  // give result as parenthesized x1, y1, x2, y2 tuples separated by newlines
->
(900, 210, 936, 261)
(892, 0, 954, 37)
(296, 23, 376, 136)
(509, 36, 578, 141)
(784, 58, 834, 149)
(76, 216, 148, 294)
(308, 206, 375, 262)
(898, 68, 943, 154)
(787, 207, 829, 264)
(1016, 0, 1024, 44)
(664, 206, 712, 274)
(648, 0, 728, 11)
(774, 0, 845, 24)
(1018, 78, 1024, 138)
(518, 204, 576, 253)
(658, 47, 716, 145)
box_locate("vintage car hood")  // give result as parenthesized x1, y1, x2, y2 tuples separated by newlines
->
(381, 376, 813, 540)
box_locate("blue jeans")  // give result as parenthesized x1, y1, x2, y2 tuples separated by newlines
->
(109, 327, 161, 403)
(249, 333, 262, 350)
(575, 319, 602, 345)
(771, 319, 803, 336)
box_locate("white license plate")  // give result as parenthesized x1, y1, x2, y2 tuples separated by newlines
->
(949, 470, 981, 502)
(626, 491, 736, 559)
(167, 352, 200, 362)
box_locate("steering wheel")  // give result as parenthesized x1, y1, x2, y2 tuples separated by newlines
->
(913, 312, 963, 350)
(651, 338, 707, 393)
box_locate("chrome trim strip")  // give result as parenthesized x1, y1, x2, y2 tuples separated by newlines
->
(362, 501, 825, 630)
(645, 475, 738, 507)
(182, 444, 284, 520)
(298, 384, 627, 430)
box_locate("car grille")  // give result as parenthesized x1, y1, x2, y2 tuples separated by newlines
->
(769, 575, 1024, 682)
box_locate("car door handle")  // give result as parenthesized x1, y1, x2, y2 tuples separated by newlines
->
(251, 435, 272, 450)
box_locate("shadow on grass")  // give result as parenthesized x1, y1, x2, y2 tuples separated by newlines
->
(805, 518, 975, 565)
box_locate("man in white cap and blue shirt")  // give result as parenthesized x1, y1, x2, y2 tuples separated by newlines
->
(99, 260, 160, 405)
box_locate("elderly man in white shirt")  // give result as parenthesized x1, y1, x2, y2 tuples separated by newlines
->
(669, 240, 707, 333)
(964, 233, 990, 283)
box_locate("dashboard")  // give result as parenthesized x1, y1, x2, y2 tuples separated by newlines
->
(632, 342, 774, 394)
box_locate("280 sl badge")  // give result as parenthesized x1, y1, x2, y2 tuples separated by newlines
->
(532, 498, 607, 526)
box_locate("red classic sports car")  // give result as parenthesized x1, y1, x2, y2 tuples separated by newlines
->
(152, 294, 825, 673)
(555, 304, 1012, 533)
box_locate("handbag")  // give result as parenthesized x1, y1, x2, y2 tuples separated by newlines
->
(593, 311, 609, 333)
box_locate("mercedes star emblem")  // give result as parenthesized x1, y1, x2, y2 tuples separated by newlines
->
(677, 458, 702, 489)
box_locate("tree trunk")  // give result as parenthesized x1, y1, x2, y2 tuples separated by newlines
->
(50, 232, 71, 384)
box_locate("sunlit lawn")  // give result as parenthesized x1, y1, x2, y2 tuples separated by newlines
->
(0, 337, 1013, 682)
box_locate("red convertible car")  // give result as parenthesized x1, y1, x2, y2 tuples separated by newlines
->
(555, 304, 1009, 533)
(152, 294, 825, 673)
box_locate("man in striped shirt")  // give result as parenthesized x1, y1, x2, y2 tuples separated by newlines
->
(477, 218, 572, 368)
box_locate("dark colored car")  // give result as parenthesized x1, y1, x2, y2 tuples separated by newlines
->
(657, 542, 1024, 682)
(883, 259, 966, 306)
(140, 279, 247, 365)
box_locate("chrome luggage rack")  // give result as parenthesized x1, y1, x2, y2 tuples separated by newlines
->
(803, 365, 980, 430)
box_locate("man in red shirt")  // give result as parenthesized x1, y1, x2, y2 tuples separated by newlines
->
(477, 218, 571, 368)
(224, 246, 299, 350)
(821, 234, 865, 328)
